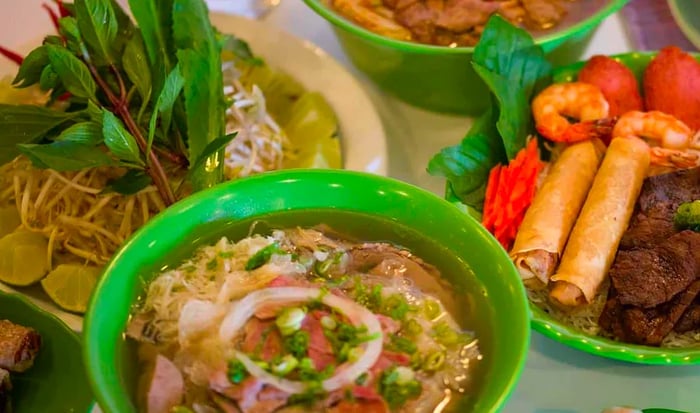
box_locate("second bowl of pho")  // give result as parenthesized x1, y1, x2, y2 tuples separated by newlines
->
(83, 169, 529, 413)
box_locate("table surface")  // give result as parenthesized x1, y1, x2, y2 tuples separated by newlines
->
(2, 1, 699, 412)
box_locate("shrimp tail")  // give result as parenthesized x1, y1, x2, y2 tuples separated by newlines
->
(650, 147, 700, 169)
(561, 117, 618, 145)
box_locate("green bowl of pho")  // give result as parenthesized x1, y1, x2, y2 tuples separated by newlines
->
(83, 169, 530, 413)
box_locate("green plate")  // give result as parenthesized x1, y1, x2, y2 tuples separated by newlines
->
(0, 291, 93, 412)
(448, 51, 700, 365)
(668, 0, 700, 50)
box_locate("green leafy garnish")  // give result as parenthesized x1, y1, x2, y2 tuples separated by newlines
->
(378, 366, 422, 409)
(674, 200, 700, 231)
(283, 330, 310, 360)
(1, 0, 230, 203)
(431, 321, 474, 348)
(227, 359, 248, 384)
(388, 335, 418, 355)
(427, 15, 552, 211)
(245, 242, 281, 271)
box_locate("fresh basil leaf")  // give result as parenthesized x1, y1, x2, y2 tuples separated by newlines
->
(45, 44, 96, 99)
(17, 141, 114, 171)
(110, 0, 135, 55)
(0, 104, 79, 165)
(189, 132, 237, 173)
(219, 33, 263, 66)
(39, 65, 59, 91)
(12, 46, 49, 88)
(427, 107, 505, 210)
(43, 35, 64, 46)
(123, 31, 152, 104)
(58, 16, 85, 57)
(85, 101, 103, 123)
(173, 0, 226, 190)
(74, 0, 118, 64)
(472, 15, 552, 159)
(147, 65, 184, 153)
(103, 169, 152, 195)
(128, 0, 175, 99)
(54, 121, 103, 145)
(102, 111, 143, 165)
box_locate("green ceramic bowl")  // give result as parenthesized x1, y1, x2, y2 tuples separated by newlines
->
(448, 51, 700, 365)
(84, 169, 530, 413)
(0, 291, 93, 413)
(303, 0, 630, 115)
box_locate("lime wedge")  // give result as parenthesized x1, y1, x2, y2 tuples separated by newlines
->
(0, 231, 49, 286)
(0, 206, 20, 239)
(41, 264, 101, 314)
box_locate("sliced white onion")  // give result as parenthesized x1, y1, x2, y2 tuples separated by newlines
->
(219, 287, 383, 393)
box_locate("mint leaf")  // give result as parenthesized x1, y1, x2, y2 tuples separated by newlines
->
(103, 169, 152, 195)
(123, 31, 152, 104)
(54, 122, 103, 145)
(147, 65, 184, 153)
(74, 0, 118, 64)
(18, 141, 114, 171)
(45, 44, 96, 99)
(0, 104, 79, 165)
(128, 0, 175, 99)
(102, 111, 143, 165)
(12, 46, 49, 88)
(173, 0, 226, 190)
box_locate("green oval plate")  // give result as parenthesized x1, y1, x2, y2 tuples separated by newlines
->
(0, 291, 93, 412)
(448, 51, 700, 365)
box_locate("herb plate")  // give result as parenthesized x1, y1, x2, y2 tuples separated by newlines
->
(0, 9, 387, 332)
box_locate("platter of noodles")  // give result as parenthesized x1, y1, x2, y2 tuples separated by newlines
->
(430, 15, 700, 364)
(0, 2, 387, 331)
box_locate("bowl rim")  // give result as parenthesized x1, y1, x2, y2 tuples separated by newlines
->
(446, 50, 700, 365)
(83, 168, 531, 413)
(302, 0, 630, 54)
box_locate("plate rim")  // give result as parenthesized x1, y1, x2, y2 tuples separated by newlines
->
(668, 0, 700, 50)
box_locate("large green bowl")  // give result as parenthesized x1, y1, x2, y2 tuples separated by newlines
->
(84, 169, 530, 413)
(0, 291, 93, 413)
(303, 0, 630, 115)
(448, 51, 700, 365)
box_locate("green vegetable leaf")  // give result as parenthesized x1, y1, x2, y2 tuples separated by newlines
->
(674, 200, 700, 232)
(187, 132, 237, 173)
(43, 35, 64, 47)
(219, 33, 263, 66)
(54, 122, 103, 145)
(128, 0, 175, 98)
(39, 65, 59, 91)
(12, 46, 49, 88)
(427, 15, 551, 211)
(246, 242, 280, 271)
(45, 44, 96, 99)
(103, 169, 152, 195)
(102, 111, 143, 165)
(58, 16, 86, 57)
(74, 0, 118, 64)
(123, 31, 152, 104)
(17, 141, 114, 171)
(147, 65, 184, 152)
(0, 104, 79, 165)
(173, 0, 226, 190)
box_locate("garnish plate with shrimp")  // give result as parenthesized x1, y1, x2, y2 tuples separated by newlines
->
(430, 16, 700, 364)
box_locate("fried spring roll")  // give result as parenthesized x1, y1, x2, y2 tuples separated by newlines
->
(0, 368, 10, 413)
(510, 139, 606, 285)
(550, 137, 650, 306)
(0, 320, 41, 373)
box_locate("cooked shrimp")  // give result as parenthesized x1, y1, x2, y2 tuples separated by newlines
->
(613, 110, 693, 149)
(532, 82, 609, 142)
(332, 0, 413, 41)
(613, 111, 699, 168)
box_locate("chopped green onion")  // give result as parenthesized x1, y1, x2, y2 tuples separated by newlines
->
(403, 319, 422, 337)
(389, 335, 417, 354)
(347, 346, 364, 362)
(320, 315, 337, 330)
(272, 355, 299, 376)
(276, 307, 306, 336)
(423, 299, 441, 320)
(227, 359, 248, 384)
(245, 242, 280, 270)
(394, 366, 415, 385)
(381, 294, 411, 321)
(218, 251, 234, 258)
(283, 330, 310, 359)
(206, 257, 218, 270)
(431, 321, 473, 348)
(422, 350, 446, 372)
(355, 372, 369, 386)
(379, 366, 422, 408)
(254, 360, 270, 370)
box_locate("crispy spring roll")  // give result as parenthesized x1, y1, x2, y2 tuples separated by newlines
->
(0, 320, 41, 373)
(550, 137, 650, 307)
(510, 139, 606, 285)
(0, 368, 10, 413)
